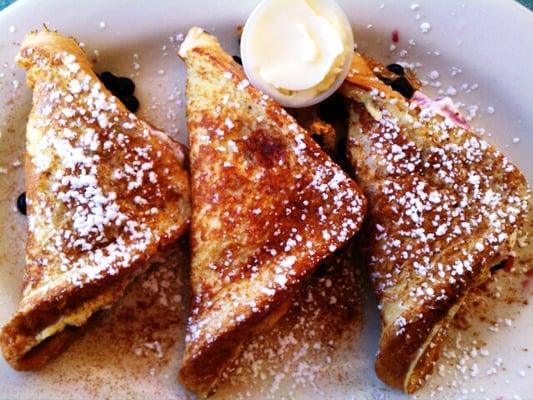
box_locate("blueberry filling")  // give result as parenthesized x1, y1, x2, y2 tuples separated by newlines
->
(376, 64, 415, 99)
(16, 192, 26, 215)
(490, 261, 506, 273)
(318, 92, 348, 122)
(115, 77, 135, 96)
(390, 76, 415, 99)
(232, 55, 243, 65)
(98, 72, 139, 113)
(386, 63, 405, 76)
(490, 257, 515, 273)
(99, 71, 118, 89)
(120, 95, 140, 113)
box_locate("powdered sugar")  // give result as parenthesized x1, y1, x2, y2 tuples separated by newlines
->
(19, 40, 185, 289)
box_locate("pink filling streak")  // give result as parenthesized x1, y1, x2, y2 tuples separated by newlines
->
(411, 91, 470, 129)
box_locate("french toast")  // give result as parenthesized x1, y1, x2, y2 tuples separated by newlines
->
(217, 237, 365, 395)
(178, 27, 366, 397)
(341, 52, 530, 392)
(0, 31, 191, 370)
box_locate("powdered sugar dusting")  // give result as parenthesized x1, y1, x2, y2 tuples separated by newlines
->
(348, 82, 528, 314)
(345, 55, 529, 390)
(18, 36, 187, 297)
(180, 29, 366, 393)
(215, 243, 365, 398)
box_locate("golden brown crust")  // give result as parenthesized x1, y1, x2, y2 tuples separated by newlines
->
(7, 324, 80, 371)
(178, 28, 366, 397)
(342, 53, 529, 392)
(178, 296, 292, 396)
(0, 31, 190, 369)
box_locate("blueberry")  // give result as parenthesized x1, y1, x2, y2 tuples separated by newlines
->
(99, 71, 140, 113)
(99, 71, 118, 88)
(108, 88, 120, 98)
(121, 95, 140, 113)
(490, 260, 506, 273)
(17, 192, 26, 215)
(318, 92, 348, 122)
(115, 77, 135, 96)
(232, 55, 242, 65)
(386, 63, 405, 76)
(390, 76, 414, 99)
(311, 134, 324, 148)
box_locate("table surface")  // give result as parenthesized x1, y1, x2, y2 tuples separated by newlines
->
(1, 0, 533, 11)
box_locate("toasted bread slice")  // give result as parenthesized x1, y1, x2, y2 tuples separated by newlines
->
(0, 31, 190, 370)
(217, 237, 365, 394)
(341, 53, 530, 392)
(178, 27, 366, 397)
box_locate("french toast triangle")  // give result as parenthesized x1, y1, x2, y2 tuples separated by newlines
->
(341, 53, 530, 392)
(178, 27, 367, 397)
(0, 31, 191, 370)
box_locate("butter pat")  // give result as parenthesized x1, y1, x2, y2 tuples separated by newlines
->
(241, 0, 354, 107)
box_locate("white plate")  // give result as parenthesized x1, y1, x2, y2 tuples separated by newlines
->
(0, 1, 531, 399)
